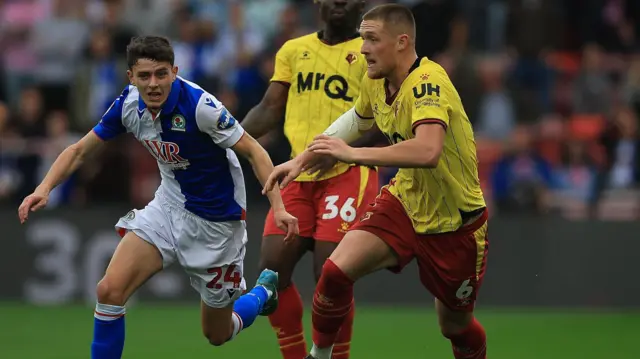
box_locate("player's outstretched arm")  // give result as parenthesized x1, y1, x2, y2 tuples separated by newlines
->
(309, 123, 445, 168)
(231, 133, 299, 241)
(263, 105, 378, 185)
(18, 131, 106, 223)
(240, 82, 289, 139)
(304, 123, 387, 179)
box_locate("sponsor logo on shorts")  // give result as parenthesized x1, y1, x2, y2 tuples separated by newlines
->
(226, 288, 238, 299)
(121, 210, 135, 221)
(360, 211, 372, 222)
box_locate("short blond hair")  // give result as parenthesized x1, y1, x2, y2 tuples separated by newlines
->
(363, 3, 416, 39)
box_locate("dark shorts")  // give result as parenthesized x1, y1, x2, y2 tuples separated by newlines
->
(350, 188, 489, 311)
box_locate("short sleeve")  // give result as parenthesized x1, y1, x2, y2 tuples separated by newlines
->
(270, 41, 294, 84)
(354, 75, 374, 119)
(92, 86, 130, 141)
(408, 71, 452, 133)
(195, 93, 245, 149)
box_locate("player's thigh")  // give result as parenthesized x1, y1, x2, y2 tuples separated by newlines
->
(259, 234, 312, 289)
(336, 188, 418, 281)
(328, 230, 398, 281)
(97, 232, 164, 305)
(314, 166, 379, 243)
(177, 217, 248, 310)
(200, 302, 235, 346)
(97, 204, 176, 305)
(416, 214, 489, 328)
(263, 181, 316, 239)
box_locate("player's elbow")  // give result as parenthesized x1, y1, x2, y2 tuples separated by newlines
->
(417, 147, 441, 168)
(65, 142, 87, 164)
(254, 97, 285, 123)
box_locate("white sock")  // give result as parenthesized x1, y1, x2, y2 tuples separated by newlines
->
(228, 312, 243, 342)
(260, 285, 273, 298)
(310, 343, 333, 359)
(94, 303, 125, 321)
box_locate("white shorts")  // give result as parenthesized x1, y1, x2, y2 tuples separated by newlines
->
(115, 193, 248, 308)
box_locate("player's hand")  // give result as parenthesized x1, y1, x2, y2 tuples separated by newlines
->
(273, 209, 299, 242)
(302, 154, 338, 180)
(18, 188, 50, 224)
(262, 160, 303, 193)
(308, 135, 357, 163)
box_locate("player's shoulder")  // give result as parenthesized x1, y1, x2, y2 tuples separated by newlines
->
(114, 85, 142, 123)
(278, 33, 318, 54)
(175, 77, 223, 113)
(279, 32, 318, 51)
(407, 58, 452, 87)
(176, 77, 237, 131)
(402, 58, 451, 99)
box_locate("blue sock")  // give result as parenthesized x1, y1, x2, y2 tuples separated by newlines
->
(91, 303, 126, 359)
(232, 286, 269, 330)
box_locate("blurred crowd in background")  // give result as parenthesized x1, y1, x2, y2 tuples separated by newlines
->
(0, 0, 639, 221)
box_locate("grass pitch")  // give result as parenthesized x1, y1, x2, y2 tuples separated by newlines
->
(0, 304, 635, 358)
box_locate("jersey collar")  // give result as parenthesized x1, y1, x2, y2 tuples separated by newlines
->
(383, 57, 424, 105)
(137, 79, 182, 115)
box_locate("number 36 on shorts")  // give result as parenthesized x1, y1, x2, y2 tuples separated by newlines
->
(322, 195, 357, 222)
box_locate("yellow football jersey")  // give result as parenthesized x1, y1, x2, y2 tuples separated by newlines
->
(355, 57, 486, 234)
(271, 32, 367, 181)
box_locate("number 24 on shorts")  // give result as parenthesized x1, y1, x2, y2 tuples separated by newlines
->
(206, 265, 242, 289)
(322, 195, 357, 222)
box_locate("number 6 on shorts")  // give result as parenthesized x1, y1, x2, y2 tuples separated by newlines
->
(455, 279, 474, 299)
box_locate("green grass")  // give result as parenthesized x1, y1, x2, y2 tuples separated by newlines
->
(0, 304, 636, 358)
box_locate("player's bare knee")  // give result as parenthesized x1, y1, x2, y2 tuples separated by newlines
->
(319, 257, 348, 282)
(95, 278, 126, 306)
(205, 332, 229, 347)
(202, 329, 228, 346)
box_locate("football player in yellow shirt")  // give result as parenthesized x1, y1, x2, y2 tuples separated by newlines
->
(241, 1, 382, 359)
(264, 4, 489, 359)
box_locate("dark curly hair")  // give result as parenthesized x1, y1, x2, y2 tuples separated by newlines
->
(126, 36, 175, 69)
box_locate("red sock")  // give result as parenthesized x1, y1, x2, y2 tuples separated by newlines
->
(312, 259, 354, 349)
(268, 284, 307, 359)
(332, 303, 355, 359)
(444, 318, 487, 359)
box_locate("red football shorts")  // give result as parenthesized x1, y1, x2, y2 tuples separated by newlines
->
(263, 166, 379, 243)
(351, 188, 489, 311)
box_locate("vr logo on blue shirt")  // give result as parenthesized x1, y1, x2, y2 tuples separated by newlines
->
(217, 109, 236, 130)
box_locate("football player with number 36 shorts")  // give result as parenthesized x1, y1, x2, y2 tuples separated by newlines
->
(264, 4, 489, 359)
(18, 36, 299, 359)
(241, 1, 380, 358)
